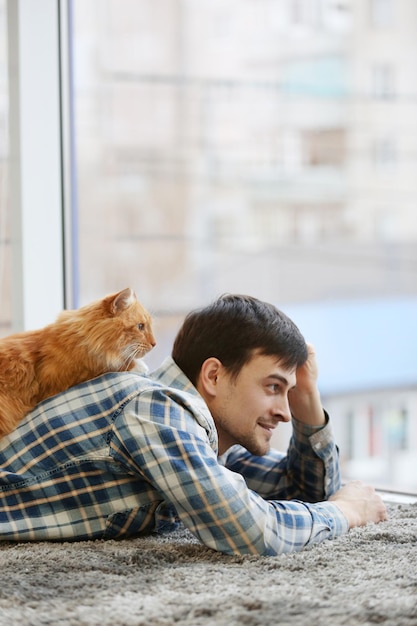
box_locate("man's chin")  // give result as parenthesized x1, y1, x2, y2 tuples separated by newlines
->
(246, 440, 270, 457)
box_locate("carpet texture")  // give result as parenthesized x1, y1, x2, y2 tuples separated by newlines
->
(0, 502, 416, 626)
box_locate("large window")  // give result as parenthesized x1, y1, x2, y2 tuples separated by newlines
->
(71, 0, 417, 492)
(4, 0, 417, 493)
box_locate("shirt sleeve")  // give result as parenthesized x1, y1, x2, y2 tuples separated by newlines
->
(111, 390, 349, 557)
(221, 412, 342, 503)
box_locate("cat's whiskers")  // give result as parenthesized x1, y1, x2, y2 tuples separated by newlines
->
(119, 343, 149, 371)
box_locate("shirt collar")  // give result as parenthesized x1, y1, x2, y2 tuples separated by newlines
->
(150, 356, 218, 453)
(150, 356, 200, 396)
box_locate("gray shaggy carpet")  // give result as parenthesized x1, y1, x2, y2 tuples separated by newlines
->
(0, 501, 416, 626)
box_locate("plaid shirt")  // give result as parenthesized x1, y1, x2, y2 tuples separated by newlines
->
(0, 357, 348, 555)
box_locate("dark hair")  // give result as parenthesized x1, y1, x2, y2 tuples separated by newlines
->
(172, 294, 308, 385)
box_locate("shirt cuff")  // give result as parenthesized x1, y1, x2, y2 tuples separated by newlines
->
(310, 501, 350, 538)
(291, 411, 341, 498)
(292, 410, 332, 442)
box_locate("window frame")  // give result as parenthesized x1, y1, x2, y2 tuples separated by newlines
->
(7, 0, 75, 332)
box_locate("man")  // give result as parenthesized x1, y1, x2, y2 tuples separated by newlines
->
(0, 294, 386, 555)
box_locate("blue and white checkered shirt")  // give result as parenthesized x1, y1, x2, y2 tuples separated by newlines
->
(0, 357, 348, 555)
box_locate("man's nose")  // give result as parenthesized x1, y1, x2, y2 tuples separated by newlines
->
(272, 396, 292, 422)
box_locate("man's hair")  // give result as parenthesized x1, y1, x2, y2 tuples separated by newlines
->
(172, 294, 308, 385)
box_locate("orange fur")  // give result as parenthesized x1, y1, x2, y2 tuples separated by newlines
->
(0, 287, 156, 438)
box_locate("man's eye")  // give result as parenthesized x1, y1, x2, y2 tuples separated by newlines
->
(137, 323, 145, 331)
(268, 384, 280, 393)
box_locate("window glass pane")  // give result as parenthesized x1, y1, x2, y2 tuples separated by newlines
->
(0, 0, 10, 338)
(72, 0, 417, 492)
(370, 0, 395, 27)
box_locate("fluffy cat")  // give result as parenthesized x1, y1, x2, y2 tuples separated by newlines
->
(0, 287, 156, 438)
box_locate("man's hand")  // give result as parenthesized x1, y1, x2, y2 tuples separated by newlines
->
(329, 480, 388, 528)
(288, 344, 326, 427)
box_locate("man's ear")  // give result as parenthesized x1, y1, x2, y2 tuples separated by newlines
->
(198, 357, 223, 399)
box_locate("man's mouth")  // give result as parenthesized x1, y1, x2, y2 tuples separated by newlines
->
(258, 422, 276, 434)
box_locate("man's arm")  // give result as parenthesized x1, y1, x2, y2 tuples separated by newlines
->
(288, 344, 325, 427)
(113, 388, 351, 556)
(288, 343, 387, 526)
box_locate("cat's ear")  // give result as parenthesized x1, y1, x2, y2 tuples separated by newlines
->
(110, 288, 137, 315)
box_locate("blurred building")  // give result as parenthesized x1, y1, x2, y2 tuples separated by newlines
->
(72, 0, 417, 307)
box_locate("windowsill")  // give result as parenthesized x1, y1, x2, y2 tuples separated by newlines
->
(377, 489, 417, 504)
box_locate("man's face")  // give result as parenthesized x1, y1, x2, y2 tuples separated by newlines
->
(206, 352, 297, 456)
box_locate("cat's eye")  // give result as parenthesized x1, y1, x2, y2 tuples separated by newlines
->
(137, 323, 145, 331)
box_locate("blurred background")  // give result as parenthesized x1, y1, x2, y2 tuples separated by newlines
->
(1, 0, 416, 492)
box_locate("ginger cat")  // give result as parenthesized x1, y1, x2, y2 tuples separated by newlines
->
(0, 287, 156, 438)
